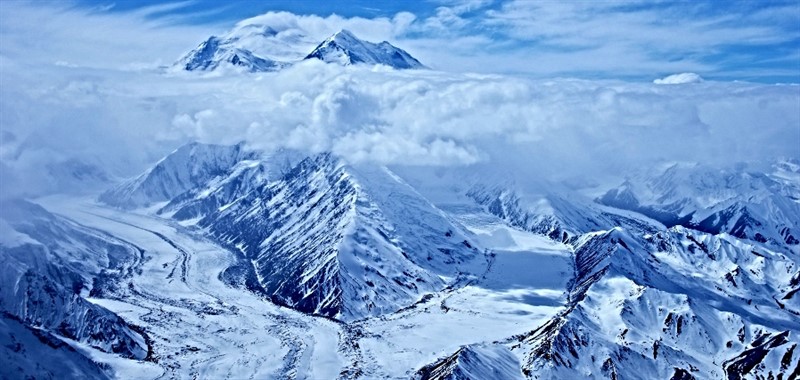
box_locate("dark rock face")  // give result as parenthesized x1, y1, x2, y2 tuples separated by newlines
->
(190, 153, 478, 321)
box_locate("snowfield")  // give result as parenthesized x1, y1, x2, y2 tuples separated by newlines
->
(24, 193, 572, 379)
(39, 196, 342, 379)
(1, 145, 796, 379)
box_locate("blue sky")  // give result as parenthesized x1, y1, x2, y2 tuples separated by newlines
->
(5, 0, 800, 82)
(82, 0, 441, 21)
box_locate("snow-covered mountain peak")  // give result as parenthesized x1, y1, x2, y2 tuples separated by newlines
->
(596, 161, 800, 250)
(174, 35, 286, 72)
(99, 141, 258, 209)
(173, 25, 423, 72)
(304, 29, 425, 69)
(190, 152, 483, 320)
(326, 29, 359, 45)
(100, 145, 483, 321)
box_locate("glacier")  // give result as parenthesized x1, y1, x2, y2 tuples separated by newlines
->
(3, 139, 798, 378)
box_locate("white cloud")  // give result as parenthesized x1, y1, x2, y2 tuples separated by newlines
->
(1, 1, 798, 198)
(232, 10, 417, 47)
(3, 56, 798, 198)
(0, 1, 217, 70)
(416, 0, 800, 79)
(654, 73, 704, 85)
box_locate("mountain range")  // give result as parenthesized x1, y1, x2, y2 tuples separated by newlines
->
(3, 141, 790, 378)
(174, 28, 425, 72)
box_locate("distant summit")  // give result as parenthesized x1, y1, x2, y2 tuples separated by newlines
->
(175, 36, 286, 72)
(304, 30, 425, 69)
(173, 28, 424, 72)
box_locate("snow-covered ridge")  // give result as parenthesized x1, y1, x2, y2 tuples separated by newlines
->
(597, 162, 800, 252)
(172, 28, 424, 72)
(13, 139, 800, 378)
(101, 143, 483, 321)
(0, 199, 150, 377)
(416, 344, 525, 380)
(201, 152, 485, 321)
(99, 142, 256, 209)
(304, 29, 424, 69)
(511, 225, 799, 379)
(175, 36, 287, 72)
(400, 162, 800, 379)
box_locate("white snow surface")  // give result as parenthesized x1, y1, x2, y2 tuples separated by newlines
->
(173, 27, 423, 72)
(304, 30, 425, 69)
(5, 142, 799, 379)
(24, 189, 573, 379)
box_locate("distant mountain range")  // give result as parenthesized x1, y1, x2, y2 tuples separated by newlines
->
(174, 28, 424, 72)
(86, 142, 800, 379)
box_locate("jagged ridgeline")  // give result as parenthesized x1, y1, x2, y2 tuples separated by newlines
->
(174, 28, 424, 72)
(93, 141, 800, 379)
(100, 143, 485, 321)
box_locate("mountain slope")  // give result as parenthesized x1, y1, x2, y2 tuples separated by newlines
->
(597, 162, 800, 252)
(196, 153, 483, 321)
(0, 313, 110, 380)
(175, 36, 287, 72)
(81, 142, 800, 377)
(99, 142, 255, 209)
(304, 30, 425, 69)
(157, 159, 268, 221)
(0, 199, 149, 365)
(412, 162, 800, 378)
(102, 145, 483, 321)
(417, 344, 525, 380)
(513, 226, 800, 379)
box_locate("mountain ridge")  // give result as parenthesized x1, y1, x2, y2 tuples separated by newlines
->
(173, 29, 424, 72)
(21, 140, 799, 378)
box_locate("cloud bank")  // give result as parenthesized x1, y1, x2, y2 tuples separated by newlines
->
(2, 58, 798, 198)
(1, 1, 798, 198)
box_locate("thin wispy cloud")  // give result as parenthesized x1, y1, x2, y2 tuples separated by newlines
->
(2, 0, 797, 80)
(0, 1, 219, 69)
(415, 0, 800, 81)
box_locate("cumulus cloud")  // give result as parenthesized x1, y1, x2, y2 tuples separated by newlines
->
(1, 2, 798, 198)
(654, 73, 704, 85)
(3, 56, 798, 198)
(224, 7, 421, 53)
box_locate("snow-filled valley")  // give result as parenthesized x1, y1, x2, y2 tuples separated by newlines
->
(2, 141, 799, 379)
(10, 186, 574, 379)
